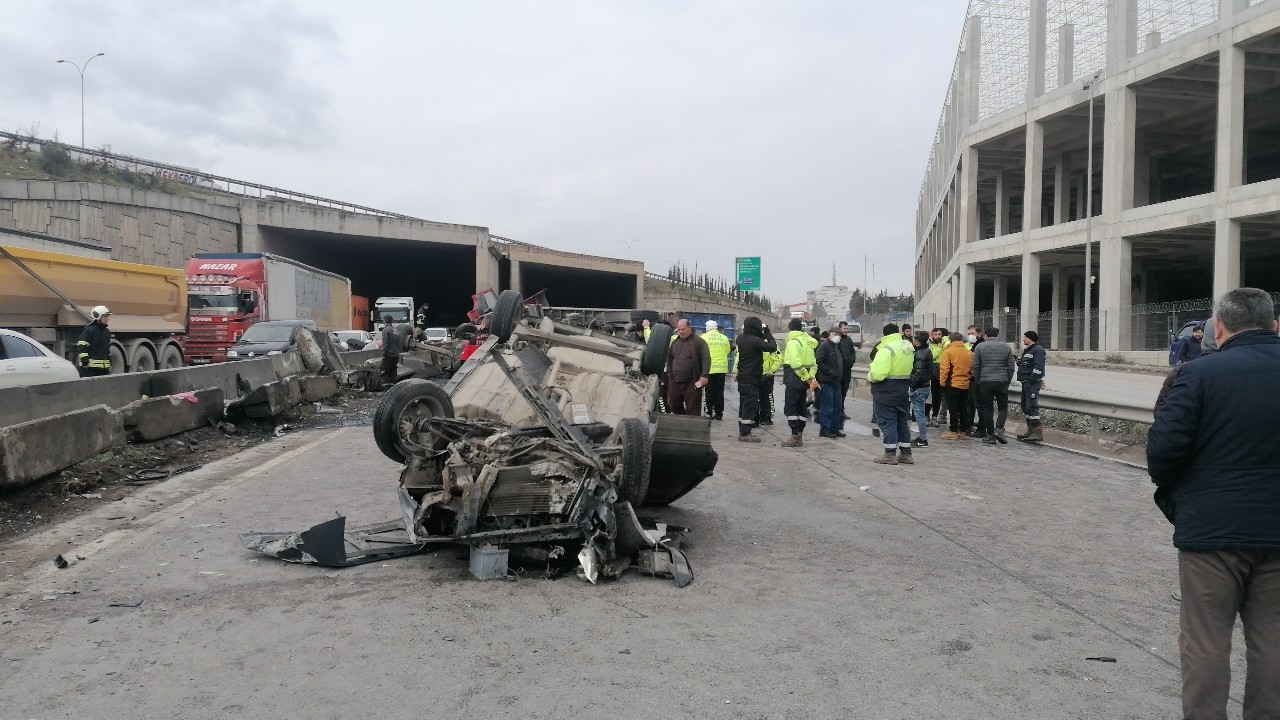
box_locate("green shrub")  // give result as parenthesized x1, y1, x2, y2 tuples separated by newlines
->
(37, 143, 72, 175)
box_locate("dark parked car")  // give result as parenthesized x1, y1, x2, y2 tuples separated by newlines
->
(1168, 319, 1207, 366)
(226, 320, 319, 360)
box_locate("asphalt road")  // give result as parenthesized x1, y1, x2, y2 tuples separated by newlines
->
(1039, 365, 1166, 408)
(0, 400, 1238, 719)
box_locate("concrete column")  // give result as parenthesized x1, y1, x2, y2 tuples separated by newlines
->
(1028, 0, 1047, 103)
(964, 17, 983, 126)
(1213, 218, 1242, 300)
(475, 238, 501, 294)
(1216, 43, 1245, 194)
(1220, 0, 1248, 19)
(995, 172, 1011, 237)
(1050, 267, 1067, 350)
(1106, 0, 1138, 77)
(635, 273, 645, 308)
(1099, 235, 1133, 350)
(509, 258, 523, 294)
(1025, 121, 1045, 231)
(992, 275, 1007, 319)
(959, 148, 980, 247)
(1053, 154, 1071, 225)
(1058, 24, 1076, 86)
(1102, 87, 1137, 217)
(958, 263, 976, 328)
(1021, 252, 1041, 334)
(947, 277, 957, 331)
(239, 201, 262, 253)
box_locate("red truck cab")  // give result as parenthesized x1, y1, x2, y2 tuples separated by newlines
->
(184, 258, 265, 364)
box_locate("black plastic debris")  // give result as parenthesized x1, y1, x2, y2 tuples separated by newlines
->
(1085, 656, 1117, 663)
(53, 555, 69, 569)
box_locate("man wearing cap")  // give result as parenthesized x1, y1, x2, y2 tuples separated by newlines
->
(701, 320, 732, 421)
(1016, 330, 1047, 442)
(76, 305, 113, 377)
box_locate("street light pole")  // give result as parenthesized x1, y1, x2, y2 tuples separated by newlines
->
(1082, 71, 1100, 352)
(617, 238, 639, 259)
(56, 53, 105, 147)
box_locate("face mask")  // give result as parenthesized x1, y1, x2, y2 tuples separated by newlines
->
(967, 334, 977, 343)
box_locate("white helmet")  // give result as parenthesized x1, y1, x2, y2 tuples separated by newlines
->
(705, 320, 718, 330)
(91, 305, 112, 319)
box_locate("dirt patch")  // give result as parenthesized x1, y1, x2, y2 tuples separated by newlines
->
(0, 388, 383, 541)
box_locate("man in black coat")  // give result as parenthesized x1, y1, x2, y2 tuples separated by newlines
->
(1147, 288, 1280, 720)
(734, 316, 777, 443)
(836, 321, 857, 425)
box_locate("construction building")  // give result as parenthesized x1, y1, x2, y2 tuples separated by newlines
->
(914, 0, 1280, 351)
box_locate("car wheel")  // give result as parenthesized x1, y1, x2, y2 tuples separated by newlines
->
(454, 323, 479, 341)
(158, 342, 184, 369)
(108, 342, 127, 375)
(489, 290, 525, 343)
(615, 417, 652, 506)
(373, 380, 455, 463)
(640, 323, 673, 376)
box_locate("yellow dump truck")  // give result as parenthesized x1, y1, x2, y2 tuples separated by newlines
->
(1, 245, 188, 373)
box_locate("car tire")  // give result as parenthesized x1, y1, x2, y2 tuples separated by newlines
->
(373, 379, 456, 464)
(454, 323, 479, 341)
(158, 342, 184, 369)
(489, 290, 524, 343)
(615, 416, 652, 506)
(640, 323, 673, 376)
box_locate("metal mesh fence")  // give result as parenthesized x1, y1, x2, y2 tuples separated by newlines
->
(1126, 298, 1213, 351)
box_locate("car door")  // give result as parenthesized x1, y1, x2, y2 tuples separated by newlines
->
(0, 335, 56, 387)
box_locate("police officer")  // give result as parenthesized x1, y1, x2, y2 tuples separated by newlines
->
(702, 320, 732, 421)
(76, 305, 113, 377)
(1016, 330, 1047, 442)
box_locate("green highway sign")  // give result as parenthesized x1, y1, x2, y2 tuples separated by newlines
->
(736, 256, 761, 291)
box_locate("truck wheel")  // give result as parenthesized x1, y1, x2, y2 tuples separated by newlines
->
(126, 340, 157, 373)
(454, 323, 479, 340)
(373, 379, 455, 464)
(109, 342, 127, 375)
(615, 417, 652, 506)
(640, 323, 673, 376)
(489, 290, 524, 343)
(158, 343, 184, 369)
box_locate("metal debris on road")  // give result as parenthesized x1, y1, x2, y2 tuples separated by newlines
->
(107, 600, 142, 608)
(1085, 656, 1117, 662)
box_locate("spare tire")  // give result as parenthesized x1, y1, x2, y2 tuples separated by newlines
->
(615, 417, 652, 506)
(640, 323, 673, 376)
(630, 309, 661, 324)
(489, 290, 525, 343)
(373, 380, 455, 464)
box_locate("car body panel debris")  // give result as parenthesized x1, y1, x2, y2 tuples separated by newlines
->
(241, 292, 712, 586)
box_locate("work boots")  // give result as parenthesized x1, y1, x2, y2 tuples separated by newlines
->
(1016, 423, 1032, 440)
(781, 435, 803, 448)
(1019, 425, 1044, 443)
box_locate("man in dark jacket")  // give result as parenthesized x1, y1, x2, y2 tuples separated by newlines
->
(837, 321, 857, 424)
(970, 326, 1014, 443)
(76, 305, 113, 377)
(1147, 288, 1280, 720)
(380, 314, 401, 383)
(666, 319, 711, 416)
(1177, 324, 1204, 364)
(814, 325, 845, 439)
(1016, 330, 1047, 442)
(909, 331, 933, 447)
(734, 316, 777, 443)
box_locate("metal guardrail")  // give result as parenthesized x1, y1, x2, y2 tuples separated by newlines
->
(0, 131, 412, 219)
(850, 366, 1154, 454)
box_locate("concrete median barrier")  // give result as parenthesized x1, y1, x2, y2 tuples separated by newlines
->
(299, 375, 339, 403)
(0, 405, 125, 489)
(120, 388, 225, 442)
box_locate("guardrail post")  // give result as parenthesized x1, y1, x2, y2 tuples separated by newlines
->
(1088, 415, 1101, 453)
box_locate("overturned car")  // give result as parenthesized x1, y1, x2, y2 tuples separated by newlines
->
(242, 291, 717, 586)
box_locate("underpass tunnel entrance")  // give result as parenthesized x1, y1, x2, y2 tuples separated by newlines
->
(516, 262, 638, 308)
(258, 228, 478, 328)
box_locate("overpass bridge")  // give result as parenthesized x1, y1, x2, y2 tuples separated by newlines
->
(0, 173, 643, 326)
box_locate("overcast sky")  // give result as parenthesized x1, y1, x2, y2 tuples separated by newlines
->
(3, 0, 966, 306)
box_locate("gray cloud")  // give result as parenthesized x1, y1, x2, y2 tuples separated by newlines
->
(2, 0, 965, 303)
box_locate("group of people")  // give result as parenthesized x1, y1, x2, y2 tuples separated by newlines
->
(866, 322, 1046, 464)
(662, 316, 860, 446)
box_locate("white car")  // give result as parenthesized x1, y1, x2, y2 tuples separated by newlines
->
(331, 330, 381, 351)
(422, 327, 450, 345)
(0, 329, 80, 388)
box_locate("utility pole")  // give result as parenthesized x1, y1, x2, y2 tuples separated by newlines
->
(1083, 70, 1101, 351)
(56, 53, 105, 147)
(863, 254, 868, 318)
